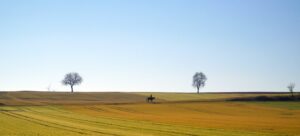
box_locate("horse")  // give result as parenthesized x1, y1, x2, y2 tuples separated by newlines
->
(146, 94, 155, 103)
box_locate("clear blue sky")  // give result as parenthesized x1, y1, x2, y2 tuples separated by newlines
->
(0, 0, 299, 92)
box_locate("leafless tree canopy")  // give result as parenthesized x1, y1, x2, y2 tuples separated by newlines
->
(287, 83, 295, 97)
(62, 72, 83, 93)
(193, 72, 207, 94)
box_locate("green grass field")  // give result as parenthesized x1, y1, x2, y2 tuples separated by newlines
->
(0, 91, 299, 136)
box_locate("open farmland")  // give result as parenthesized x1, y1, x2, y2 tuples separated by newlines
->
(0, 92, 300, 136)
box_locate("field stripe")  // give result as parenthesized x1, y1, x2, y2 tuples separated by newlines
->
(1, 111, 120, 136)
(0, 111, 87, 135)
(22, 106, 201, 136)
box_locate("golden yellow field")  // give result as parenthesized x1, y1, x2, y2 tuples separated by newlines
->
(0, 92, 299, 136)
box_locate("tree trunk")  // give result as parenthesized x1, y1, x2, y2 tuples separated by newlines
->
(197, 87, 199, 94)
(71, 85, 74, 93)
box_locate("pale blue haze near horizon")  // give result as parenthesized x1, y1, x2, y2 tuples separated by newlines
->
(0, 0, 299, 92)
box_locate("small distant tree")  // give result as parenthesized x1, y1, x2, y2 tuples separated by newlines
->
(193, 72, 207, 94)
(62, 72, 83, 93)
(47, 84, 52, 91)
(287, 83, 295, 97)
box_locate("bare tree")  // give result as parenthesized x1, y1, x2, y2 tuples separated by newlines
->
(47, 84, 52, 91)
(287, 83, 295, 97)
(193, 72, 207, 94)
(62, 72, 83, 93)
(47, 83, 55, 92)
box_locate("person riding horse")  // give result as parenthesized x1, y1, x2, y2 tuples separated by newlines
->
(146, 94, 155, 103)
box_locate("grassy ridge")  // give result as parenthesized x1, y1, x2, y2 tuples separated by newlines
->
(135, 92, 293, 101)
(0, 91, 148, 105)
(0, 91, 296, 105)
